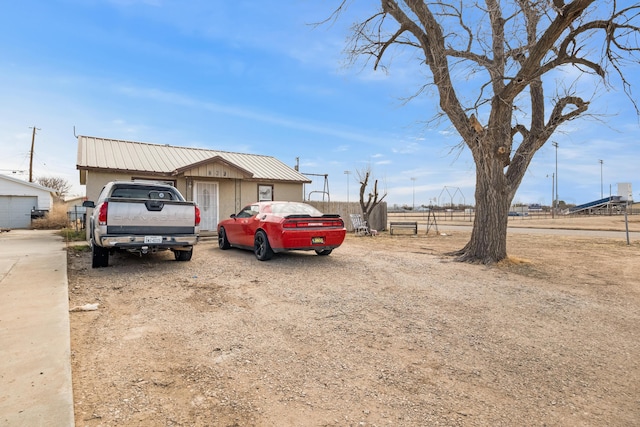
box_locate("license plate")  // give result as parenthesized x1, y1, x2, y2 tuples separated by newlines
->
(144, 236, 163, 244)
(311, 237, 324, 244)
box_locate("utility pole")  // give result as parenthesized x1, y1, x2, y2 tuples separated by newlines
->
(547, 173, 556, 219)
(29, 126, 40, 183)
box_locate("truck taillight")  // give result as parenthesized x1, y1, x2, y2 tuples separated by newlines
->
(97, 202, 108, 225)
(194, 206, 201, 226)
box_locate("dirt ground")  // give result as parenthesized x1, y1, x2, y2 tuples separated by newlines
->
(67, 216, 640, 426)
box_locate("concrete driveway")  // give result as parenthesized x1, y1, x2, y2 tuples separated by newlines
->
(0, 229, 74, 426)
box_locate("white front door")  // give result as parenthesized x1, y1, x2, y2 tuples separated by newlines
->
(194, 182, 218, 231)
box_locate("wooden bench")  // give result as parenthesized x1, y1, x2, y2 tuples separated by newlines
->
(389, 221, 418, 235)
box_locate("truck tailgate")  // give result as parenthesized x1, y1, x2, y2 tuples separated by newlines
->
(105, 200, 197, 234)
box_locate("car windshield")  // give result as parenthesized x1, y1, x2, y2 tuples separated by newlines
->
(270, 202, 323, 217)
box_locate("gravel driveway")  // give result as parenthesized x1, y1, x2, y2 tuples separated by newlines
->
(68, 225, 640, 426)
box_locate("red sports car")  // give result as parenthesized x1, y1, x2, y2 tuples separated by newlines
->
(217, 201, 347, 260)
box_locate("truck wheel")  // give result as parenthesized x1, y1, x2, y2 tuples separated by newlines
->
(91, 242, 109, 268)
(218, 227, 231, 250)
(174, 249, 193, 261)
(254, 230, 273, 261)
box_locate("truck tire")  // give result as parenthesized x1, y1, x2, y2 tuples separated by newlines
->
(91, 241, 109, 268)
(174, 249, 193, 261)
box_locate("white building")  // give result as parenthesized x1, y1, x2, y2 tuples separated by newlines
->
(0, 174, 55, 229)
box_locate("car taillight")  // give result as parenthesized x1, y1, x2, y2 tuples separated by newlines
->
(329, 219, 344, 228)
(194, 205, 201, 226)
(283, 219, 344, 228)
(97, 202, 108, 225)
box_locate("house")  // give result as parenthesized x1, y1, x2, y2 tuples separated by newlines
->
(76, 136, 311, 231)
(64, 195, 87, 210)
(64, 195, 88, 225)
(0, 174, 55, 229)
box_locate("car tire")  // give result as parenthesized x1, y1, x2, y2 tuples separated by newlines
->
(218, 227, 231, 250)
(174, 249, 193, 261)
(91, 240, 109, 268)
(254, 230, 273, 261)
(315, 249, 332, 256)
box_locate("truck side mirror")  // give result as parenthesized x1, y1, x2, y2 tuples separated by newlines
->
(82, 201, 95, 208)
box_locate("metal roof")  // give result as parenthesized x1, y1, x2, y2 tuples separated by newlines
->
(76, 136, 311, 183)
(0, 173, 57, 193)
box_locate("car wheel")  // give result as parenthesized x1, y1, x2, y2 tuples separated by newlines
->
(91, 241, 109, 268)
(218, 227, 231, 250)
(254, 230, 273, 261)
(174, 249, 193, 261)
(315, 249, 332, 256)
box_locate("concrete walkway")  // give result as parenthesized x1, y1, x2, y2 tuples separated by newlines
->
(0, 230, 74, 426)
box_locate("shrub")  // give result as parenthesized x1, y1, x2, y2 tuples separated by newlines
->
(31, 203, 72, 230)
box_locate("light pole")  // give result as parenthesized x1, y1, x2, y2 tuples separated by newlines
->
(552, 141, 558, 215)
(411, 177, 416, 210)
(344, 170, 351, 204)
(599, 159, 603, 199)
(550, 173, 555, 219)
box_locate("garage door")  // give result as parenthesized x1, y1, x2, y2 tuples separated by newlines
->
(0, 196, 37, 229)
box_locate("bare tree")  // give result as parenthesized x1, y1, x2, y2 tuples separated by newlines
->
(36, 176, 71, 201)
(357, 166, 387, 226)
(335, 0, 640, 263)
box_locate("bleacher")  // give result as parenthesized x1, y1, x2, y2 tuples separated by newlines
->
(569, 196, 623, 214)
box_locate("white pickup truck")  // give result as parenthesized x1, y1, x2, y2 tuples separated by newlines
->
(83, 181, 200, 268)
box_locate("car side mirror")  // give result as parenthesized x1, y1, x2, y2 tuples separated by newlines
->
(82, 201, 95, 208)
(230, 214, 237, 219)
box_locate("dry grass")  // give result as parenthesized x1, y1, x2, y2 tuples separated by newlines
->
(67, 222, 640, 426)
(499, 255, 532, 265)
(31, 203, 70, 230)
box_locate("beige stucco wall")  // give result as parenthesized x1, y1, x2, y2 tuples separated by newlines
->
(217, 180, 304, 218)
(181, 161, 246, 180)
(272, 182, 304, 203)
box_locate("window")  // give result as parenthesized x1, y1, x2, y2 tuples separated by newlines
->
(258, 185, 273, 202)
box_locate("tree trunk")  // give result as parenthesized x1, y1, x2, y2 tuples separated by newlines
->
(454, 159, 512, 264)
(357, 168, 386, 228)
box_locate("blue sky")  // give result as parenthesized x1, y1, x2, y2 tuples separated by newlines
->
(1, 1, 638, 207)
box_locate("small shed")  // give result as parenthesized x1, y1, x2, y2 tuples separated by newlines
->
(0, 174, 55, 229)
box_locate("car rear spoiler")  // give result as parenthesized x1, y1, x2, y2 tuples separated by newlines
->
(284, 214, 341, 219)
